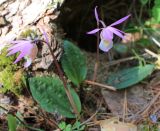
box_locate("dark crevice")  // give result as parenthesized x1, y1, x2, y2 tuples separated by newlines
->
(57, 0, 151, 52)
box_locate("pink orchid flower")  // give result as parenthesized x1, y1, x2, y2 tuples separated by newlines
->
(6, 27, 50, 68)
(87, 6, 131, 52)
(7, 40, 38, 67)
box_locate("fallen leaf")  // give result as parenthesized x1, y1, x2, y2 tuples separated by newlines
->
(100, 118, 137, 131)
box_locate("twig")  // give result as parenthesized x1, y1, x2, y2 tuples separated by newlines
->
(122, 89, 127, 122)
(106, 56, 136, 66)
(81, 99, 102, 126)
(144, 48, 159, 58)
(85, 80, 116, 91)
(141, 92, 160, 116)
(39, 108, 59, 129)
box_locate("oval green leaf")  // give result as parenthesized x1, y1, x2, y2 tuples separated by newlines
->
(61, 40, 87, 86)
(29, 76, 81, 118)
(106, 64, 155, 89)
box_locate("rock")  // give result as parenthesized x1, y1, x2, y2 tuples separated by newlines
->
(0, 16, 8, 27)
(0, 0, 7, 5)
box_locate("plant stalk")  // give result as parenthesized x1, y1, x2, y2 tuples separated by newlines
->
(46, 39, 79, 116)
(92, 22, 100, 81)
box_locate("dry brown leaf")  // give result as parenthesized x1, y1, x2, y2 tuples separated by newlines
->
(100, 118, 137, 131)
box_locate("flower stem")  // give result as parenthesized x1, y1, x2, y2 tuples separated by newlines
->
(92, 22, 100, 81)
(45, 39, 79, 116)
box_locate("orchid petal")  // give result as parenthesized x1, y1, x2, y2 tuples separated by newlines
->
(7, 39, 37, 68)
(99, 39, 113, 52)
(7, 48, 21, 56)
(29, 44, 38, 61)
(7, 44, 30, 56)
(22, 45, 33, 56)
(110, 14, 131, 26)
(7, 42, 30, 51)
(41, 28, 49, 45)
(24, 57, 32, 67)
(87, 28, 101, 34)
(107, 26, 124, 38)
(94, 6, 99, 22)
(100, 20, 106, 27)
(11, 40, 31, 44)
(14, 51, 26, 63)
(100, 28, 113, 40)
(115, 28, 125, 34)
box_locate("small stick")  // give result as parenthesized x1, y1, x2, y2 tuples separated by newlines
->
(144, 48, 159, 58)
(79, 110, 98, 127)
(85, 80, 116, 91)
(107, 53, 149, 66)
(122, 89, 127, 122)
(107, 56, 136, 66)
(141, 92, 160, 116)
(81, 100, 102, 126)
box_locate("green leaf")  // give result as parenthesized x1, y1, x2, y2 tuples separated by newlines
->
(152, 7, 160, 23)
(29, 76, 81, 118)
(155, 0, 160, 5)
(61, 40, 87, 86)
(72, 121, 85, 131)
(59, 122, 66, 130)
(152, 0, 160, 23)
(65, 124, 72, 131)
(69, 85, 81, 114)
(106, 64, 155, 89)
(7, 114, 17, 131)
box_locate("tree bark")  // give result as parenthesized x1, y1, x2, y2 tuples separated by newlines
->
(0, 0, 64, 69)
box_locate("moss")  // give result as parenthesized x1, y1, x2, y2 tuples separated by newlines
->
(0, 48, 24, 96)
(0, 48, 16, 70)
(20, 29, 38, 40)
